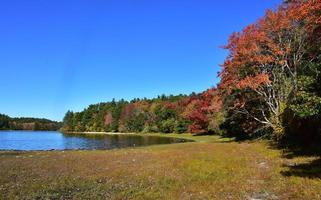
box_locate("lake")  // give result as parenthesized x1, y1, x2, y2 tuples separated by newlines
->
(0, 131, 192, 151)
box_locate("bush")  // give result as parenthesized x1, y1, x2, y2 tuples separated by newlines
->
(158, 119, 176, 133)
(142, 125, 159, 133)
(208, 112, 225, 135)
(174, 119, 190, 133)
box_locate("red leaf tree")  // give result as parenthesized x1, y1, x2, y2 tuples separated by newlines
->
(219, 1, 317, 137)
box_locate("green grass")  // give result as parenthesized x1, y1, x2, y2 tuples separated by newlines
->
(0, 134, 321, 199)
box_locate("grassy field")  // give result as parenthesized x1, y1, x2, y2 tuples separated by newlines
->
(0, 134, 321, 199)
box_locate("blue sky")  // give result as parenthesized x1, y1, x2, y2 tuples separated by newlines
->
(0, 0, 281, 121)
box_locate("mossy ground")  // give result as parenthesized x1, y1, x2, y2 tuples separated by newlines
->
(0, 134, 320, 199)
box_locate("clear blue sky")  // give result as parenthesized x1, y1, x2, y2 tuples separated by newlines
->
(0, 0, 281, 121)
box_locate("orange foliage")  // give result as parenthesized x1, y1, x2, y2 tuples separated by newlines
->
(219, 1, 310, 94)
(236, 73, 271, 90)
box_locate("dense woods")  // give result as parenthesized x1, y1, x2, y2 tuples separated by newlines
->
(0, 114, 61, 131)
(62, 91, 223, 134)
(63, 0, 321, 145)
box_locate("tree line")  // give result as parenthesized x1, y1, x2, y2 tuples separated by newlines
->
(63, 0, 321, 145)
(0, 114, 61, 131)
(62, 92, 223, 134)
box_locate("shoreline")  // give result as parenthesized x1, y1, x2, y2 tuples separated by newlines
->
(1, 135, 319, 199)
(64, 131, 136, 135)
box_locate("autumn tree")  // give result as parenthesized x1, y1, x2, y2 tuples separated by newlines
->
(220, 1, 316, 138)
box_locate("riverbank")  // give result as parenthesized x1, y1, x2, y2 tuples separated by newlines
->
(1, 134, 321, 199)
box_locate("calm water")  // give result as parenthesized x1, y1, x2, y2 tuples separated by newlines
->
(0, 131, 192, 151)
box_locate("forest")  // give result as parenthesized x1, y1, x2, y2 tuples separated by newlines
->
(62, 0, 321, 145)
(62, 91, 223, 134)
(0, 114, 61, 131)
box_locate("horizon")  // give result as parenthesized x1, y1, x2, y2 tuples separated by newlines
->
(0, 0, 281, 121)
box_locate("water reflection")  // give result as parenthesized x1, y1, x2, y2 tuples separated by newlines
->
(0, 131, 192, 151)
